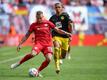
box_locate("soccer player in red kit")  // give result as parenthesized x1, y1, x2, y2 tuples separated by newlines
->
(11, 11, 71, 77)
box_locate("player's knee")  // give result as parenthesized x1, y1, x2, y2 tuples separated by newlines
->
(53, 41, 60, 47)
(46, 58, 51, 63)
(45, 54, 52, 62)
(54, 47, 59, 51)
(31, 50, 37, 56)
(45, 57, 51, 64)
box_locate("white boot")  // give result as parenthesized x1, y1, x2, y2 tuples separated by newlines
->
(59, 59, 63, 64)
(66, 53, 71, 60)
(34, 69, 43, 77)
(11, 62, 20, 69)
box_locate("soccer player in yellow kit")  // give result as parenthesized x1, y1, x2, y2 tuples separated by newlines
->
(49, 3, 74, 74)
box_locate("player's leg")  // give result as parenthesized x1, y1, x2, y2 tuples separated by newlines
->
(59, 47, 63, 64)
(36, 46, 52, 77)
(38, 53, 52, 72)
(66, 44, 71, 59)
(61, 49, 67, 59)
(35, 53, 52, 77)
(66, 38, 71, 59)
(11, 50, 38, 69)
(19, 50, 38, 64)
(67, 45, 71, 59)
(53, 40, 61, 74)
(54, 41, 60, 74)
(61, 38, 69, 59)
(11, 44, 42, 69)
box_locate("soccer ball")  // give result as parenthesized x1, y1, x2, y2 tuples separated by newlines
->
(28, 68, 38, 77)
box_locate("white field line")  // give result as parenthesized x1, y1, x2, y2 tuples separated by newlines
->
(0, 47, 16, 52)
(0, 55, 23, 64)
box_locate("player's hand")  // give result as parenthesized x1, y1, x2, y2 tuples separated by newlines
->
(17, 44, 22, 52)
(66, 33, 72, 41)
(69, 36, 72, 41)
(67, 33, 72, 37)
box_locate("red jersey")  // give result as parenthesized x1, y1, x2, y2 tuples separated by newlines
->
(29, 20, 55, 46)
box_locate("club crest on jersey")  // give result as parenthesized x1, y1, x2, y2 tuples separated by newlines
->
(61, 16, 65, 20)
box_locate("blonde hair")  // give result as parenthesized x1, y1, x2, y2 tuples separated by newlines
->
(36, 11, 43, 15)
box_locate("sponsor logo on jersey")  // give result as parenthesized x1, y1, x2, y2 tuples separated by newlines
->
(37, 27, 48, 30)
(55, 22, 62, 28)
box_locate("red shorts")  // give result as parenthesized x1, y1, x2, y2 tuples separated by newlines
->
(32, 42, 53, 56)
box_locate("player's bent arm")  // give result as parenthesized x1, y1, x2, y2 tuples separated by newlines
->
(68, 21, 74, 34)
(54, 27, 72, 37)
(68, 22, 74, 41)
(17, 31, 32, 52)
(18, 31, 32, 46)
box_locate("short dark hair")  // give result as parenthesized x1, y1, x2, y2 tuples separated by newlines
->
(54, 2, 64, 8)
(36, 11, 43, 16)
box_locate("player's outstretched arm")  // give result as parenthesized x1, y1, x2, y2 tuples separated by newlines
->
(54, 27, 72, 37)
(17, 31, 32, 52)
(68, 22, 74, 41)
(68, 22, 74, 33)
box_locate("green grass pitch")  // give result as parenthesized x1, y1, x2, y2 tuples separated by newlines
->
(0, 46, 107, 80)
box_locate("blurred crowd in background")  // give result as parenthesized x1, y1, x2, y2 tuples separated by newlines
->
(0, 0, 107, 46)
(0, 0, 107, 35)
(0, 0, 107, 6)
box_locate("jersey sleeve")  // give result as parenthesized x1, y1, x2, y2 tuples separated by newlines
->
(28, 23, 34, 32)
(64, 13, 73, 23)
(48, 21, 56, 29)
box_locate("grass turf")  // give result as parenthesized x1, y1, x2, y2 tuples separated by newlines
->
(0, 46, 107, 80)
